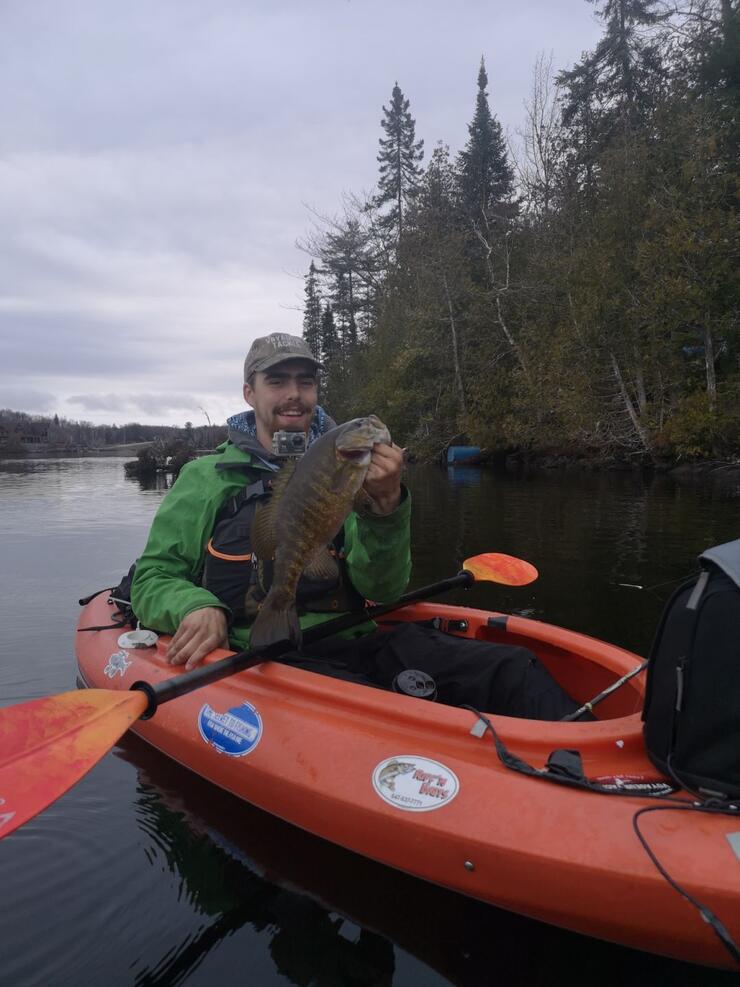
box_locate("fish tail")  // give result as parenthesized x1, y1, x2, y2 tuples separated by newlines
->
(249, 593, 302, 651)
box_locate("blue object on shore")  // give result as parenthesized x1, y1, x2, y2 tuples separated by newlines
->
(446, 445, 482, 465)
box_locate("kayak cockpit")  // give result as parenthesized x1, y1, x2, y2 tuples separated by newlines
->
(380, 603, 645, 721)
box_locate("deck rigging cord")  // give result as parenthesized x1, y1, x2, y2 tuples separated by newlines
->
(465, 706, 740, 966)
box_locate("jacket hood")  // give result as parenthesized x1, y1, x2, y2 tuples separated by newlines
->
(225, 405, 336, 460)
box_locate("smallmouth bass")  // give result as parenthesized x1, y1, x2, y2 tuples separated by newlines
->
(248, 415, 392, 650)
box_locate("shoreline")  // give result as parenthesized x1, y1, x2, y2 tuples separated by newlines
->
(3, 447, 739, 483)
(496, 452, 740, 479)
(0, 442, 154, 458)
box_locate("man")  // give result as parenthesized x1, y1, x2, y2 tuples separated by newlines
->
(131, 332, 410, 671)
(132, 332, 584, 719)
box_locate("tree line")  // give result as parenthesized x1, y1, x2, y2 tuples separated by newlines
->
(301, 0, 739, 463)
(0, 409, 225, 455)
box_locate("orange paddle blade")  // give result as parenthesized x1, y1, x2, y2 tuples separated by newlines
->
(0, 689, 148, 841)
(463, 552, 538, 586)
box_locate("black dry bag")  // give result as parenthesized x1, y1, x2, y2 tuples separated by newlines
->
(643, 538, 740, 800)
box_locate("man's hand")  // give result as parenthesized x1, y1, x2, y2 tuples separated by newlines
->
(363, 442, 403, 515)
(167, 607, 229, 671)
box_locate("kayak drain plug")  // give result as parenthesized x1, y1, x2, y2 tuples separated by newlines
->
(392, 669, 437, 701)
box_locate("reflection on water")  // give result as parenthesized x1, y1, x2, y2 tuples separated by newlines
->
(445, 466, 482, 488)
(117, 736, 737, 987)
(126, 737, 397, 986)
(410, 466, 738, 656)
(0, 457, 738, 985)
(128, 471, 175, 493)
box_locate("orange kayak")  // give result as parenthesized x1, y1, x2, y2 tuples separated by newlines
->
(76, 593, 740, 970)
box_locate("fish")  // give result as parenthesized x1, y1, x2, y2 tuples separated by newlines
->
(377, 760, 416, 792)
(248, 415, 392, 650)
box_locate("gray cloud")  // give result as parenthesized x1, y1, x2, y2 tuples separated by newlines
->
(68, 392, 202, 415)
(0, 387, 57, 413)
(0, 0, 601, 424)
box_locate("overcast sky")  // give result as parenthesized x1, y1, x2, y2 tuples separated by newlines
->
(0, 0, 602, 427)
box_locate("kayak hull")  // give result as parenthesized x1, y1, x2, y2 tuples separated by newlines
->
(76, 594, 740, 970)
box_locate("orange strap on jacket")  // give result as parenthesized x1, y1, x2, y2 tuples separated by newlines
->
(206, 539, 252, 563)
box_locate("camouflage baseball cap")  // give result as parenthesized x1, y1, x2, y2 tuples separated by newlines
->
(244, 332, 321, 381)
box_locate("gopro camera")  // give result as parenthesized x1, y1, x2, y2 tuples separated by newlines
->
(272, 430, 307, 457)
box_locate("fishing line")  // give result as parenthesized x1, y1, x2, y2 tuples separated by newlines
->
(618, 570, 701, 598)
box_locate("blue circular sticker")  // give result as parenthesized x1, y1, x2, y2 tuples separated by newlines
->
(198, 701, 263, 757)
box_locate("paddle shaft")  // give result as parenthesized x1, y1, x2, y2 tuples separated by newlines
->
(560, 659, 648, 721)
(131, 569, 474, 717)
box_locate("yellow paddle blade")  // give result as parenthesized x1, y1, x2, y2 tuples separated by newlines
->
(0, 689, 148, 841)
(463, 552, 538, 586)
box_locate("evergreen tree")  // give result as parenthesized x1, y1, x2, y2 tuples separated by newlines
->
(296, 16, 738, 461)
(331, 272, 358, 352)
(457, 58, 515, 222)
(375, 82, 424, 241)
(320, 304, 340, 366)
(320, 218, 373, 350)
(302, 261, 323, 360)
(679, 0, 739, 167)
(558, 0, 666, 143)
(556, 59, 600, 205)
(318, 303, 348, 418)
(698, 0, 740, 100)
(411, 143, 471, 420)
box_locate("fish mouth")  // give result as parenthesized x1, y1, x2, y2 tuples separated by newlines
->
(335, 416, 391, 459)
(337, 448, 372, 464)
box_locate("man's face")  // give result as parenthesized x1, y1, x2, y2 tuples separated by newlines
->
(243, 358, 318, 446)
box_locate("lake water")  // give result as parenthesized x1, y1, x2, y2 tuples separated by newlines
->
(0, 457, 738, 985)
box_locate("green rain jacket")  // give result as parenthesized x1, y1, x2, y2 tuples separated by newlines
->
(131, 425, 412, 652)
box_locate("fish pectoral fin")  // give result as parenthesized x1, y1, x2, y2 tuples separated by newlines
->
(302, 546, 339, 582)
(243, 582, 262, 620)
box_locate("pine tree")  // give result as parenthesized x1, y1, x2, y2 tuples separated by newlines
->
(558, 0, 666, 144)
(320, 304, 340, 366)
(556, 60, 600, 205)
(411, 143, 471, 419)
(302, 261, 323, 360)
(320, 218, 372, 349)
(375, 82, 424, 241)
(457, 58, 515, 222)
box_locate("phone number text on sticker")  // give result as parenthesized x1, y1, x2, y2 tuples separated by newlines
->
(372, 755, 459, 812)
(198, 701, 262, 757)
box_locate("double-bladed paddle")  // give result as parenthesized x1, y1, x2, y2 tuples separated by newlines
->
(0, 552, 537, 841)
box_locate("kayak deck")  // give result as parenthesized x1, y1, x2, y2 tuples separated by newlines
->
(76, 594, 740, 970)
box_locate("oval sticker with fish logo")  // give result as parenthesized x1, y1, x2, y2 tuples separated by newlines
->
(198, 701, 263, 757)
(372, 755, 459, 812)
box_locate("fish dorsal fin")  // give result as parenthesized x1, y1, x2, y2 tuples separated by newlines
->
(250, 459, 297, 560)
(303, 546, 340, 582)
